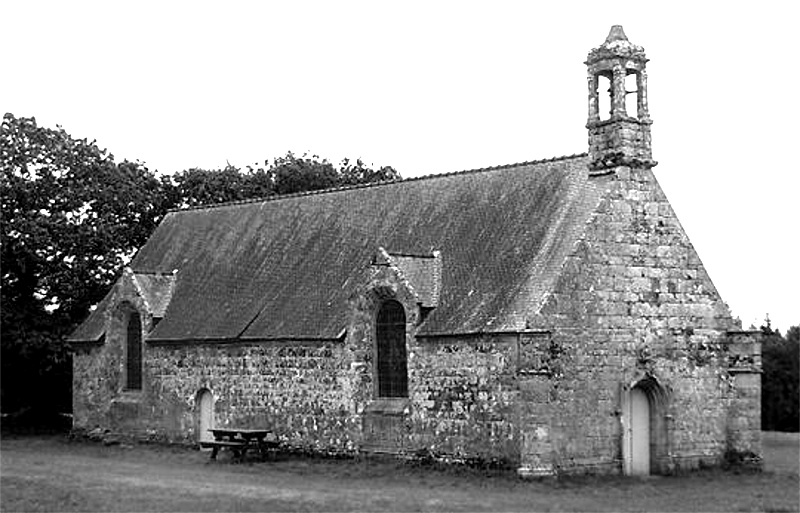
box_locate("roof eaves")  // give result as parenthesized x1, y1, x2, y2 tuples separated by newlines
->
(416, 328, 552, 339)
(146, 335, 343, 346)
(66, 334, 105, 345)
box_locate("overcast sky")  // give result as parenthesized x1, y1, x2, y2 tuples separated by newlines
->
(2, 1, 797, 332)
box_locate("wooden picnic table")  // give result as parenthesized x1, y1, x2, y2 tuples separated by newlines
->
(199, 428, 279, 460)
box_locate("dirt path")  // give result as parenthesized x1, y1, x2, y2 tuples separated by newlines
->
(1, 434, 798, 512)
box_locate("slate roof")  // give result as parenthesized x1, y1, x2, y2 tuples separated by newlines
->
(70, 153, 605, 343)
(69, 289, 113, 343)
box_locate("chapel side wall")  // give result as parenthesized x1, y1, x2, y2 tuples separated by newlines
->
(127, 336, 522, 459)
(70, 272, 359, 447)
(74, 305, 524, 460)
(533, 166, 743, 475)
(142, 341, 357, 450)
(74, 333, 359, 450)
(408, 335, 520, 464)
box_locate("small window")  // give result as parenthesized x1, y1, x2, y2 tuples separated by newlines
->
(126, 311, 142, 390)
(375, 300, 408, 398)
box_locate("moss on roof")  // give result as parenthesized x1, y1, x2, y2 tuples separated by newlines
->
(71, 154, 605, 342)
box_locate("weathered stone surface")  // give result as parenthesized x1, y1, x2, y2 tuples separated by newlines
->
(528, 165, 760, 475)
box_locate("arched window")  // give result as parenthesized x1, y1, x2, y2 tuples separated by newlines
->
(375, 300, 408, 398)
(625, 71, 638, 118)
(597, 73, 612, 121)
(126, 311, 142, 390)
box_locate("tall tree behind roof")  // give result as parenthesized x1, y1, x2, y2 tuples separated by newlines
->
(0, 112, 399, 421)
(167, 152, 400, 208)
(1, 113, 167, 417)
(1, 113, 165, 325)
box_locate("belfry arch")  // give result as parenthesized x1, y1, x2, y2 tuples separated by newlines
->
(586, 25, 655, 172)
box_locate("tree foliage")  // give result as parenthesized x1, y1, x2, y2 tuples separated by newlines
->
(166, 165, 274, 209)
(1, 115, 167, 322)
(338, 157, 401, 187)
(1, 114, 168, 414)
(1, 113, 400, 419)
(760, 319, 799, 432)
(167, 152, 400, 208)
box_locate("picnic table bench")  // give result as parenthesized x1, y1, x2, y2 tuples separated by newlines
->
(199, 428, 279, 461)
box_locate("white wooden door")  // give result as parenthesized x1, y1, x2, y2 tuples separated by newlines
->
(198, 390, 214, 443)
(629, 387, 650, 475)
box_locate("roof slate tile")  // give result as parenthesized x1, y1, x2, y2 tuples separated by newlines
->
(71, 154, 604, 342)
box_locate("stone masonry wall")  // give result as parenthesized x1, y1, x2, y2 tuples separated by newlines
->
(146, 341, 357, 450)
(74, 256, 524, 463)
(345, 253, 521, 463)
(409, 334, 519, 463)
(72, 270, 361, 449)
(73, 271, 154, 434)
(529, 165, 746, 475)
(588, 118, 653, 170)
(724, 331, 762, 460)
(75, 332, 523, 460)
(75, 334, 359, 450)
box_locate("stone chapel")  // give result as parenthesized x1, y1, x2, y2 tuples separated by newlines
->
(69, 26, 761, 476)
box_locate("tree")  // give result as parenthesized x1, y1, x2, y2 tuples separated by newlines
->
(1, 113, 401, 424)
(167, 165, 274, 209)
(1, 113, 168, 417)
(166, 152, 400, 207)
(270, 152, 340, 195)
(786, 325, 799, 345)
(338, 157, 400, 187)
(759, 318, 799, 432)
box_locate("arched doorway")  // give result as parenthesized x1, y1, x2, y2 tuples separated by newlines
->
(196, 389, 214, 444)
(627, 387, 650, 475)
(623, 377, 669, 476)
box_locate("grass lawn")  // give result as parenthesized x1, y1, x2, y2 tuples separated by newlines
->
(1, 431, 797, 512)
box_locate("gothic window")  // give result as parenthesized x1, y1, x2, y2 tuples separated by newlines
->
(375, 300, 408, 398)
(126, 311, 142, 390)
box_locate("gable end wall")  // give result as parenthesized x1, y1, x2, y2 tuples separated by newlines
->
(530, 166, 749, 475)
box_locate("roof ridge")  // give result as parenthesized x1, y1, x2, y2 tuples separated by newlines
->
(131, 269, 178, 276)
(170, 152, 588, 213)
